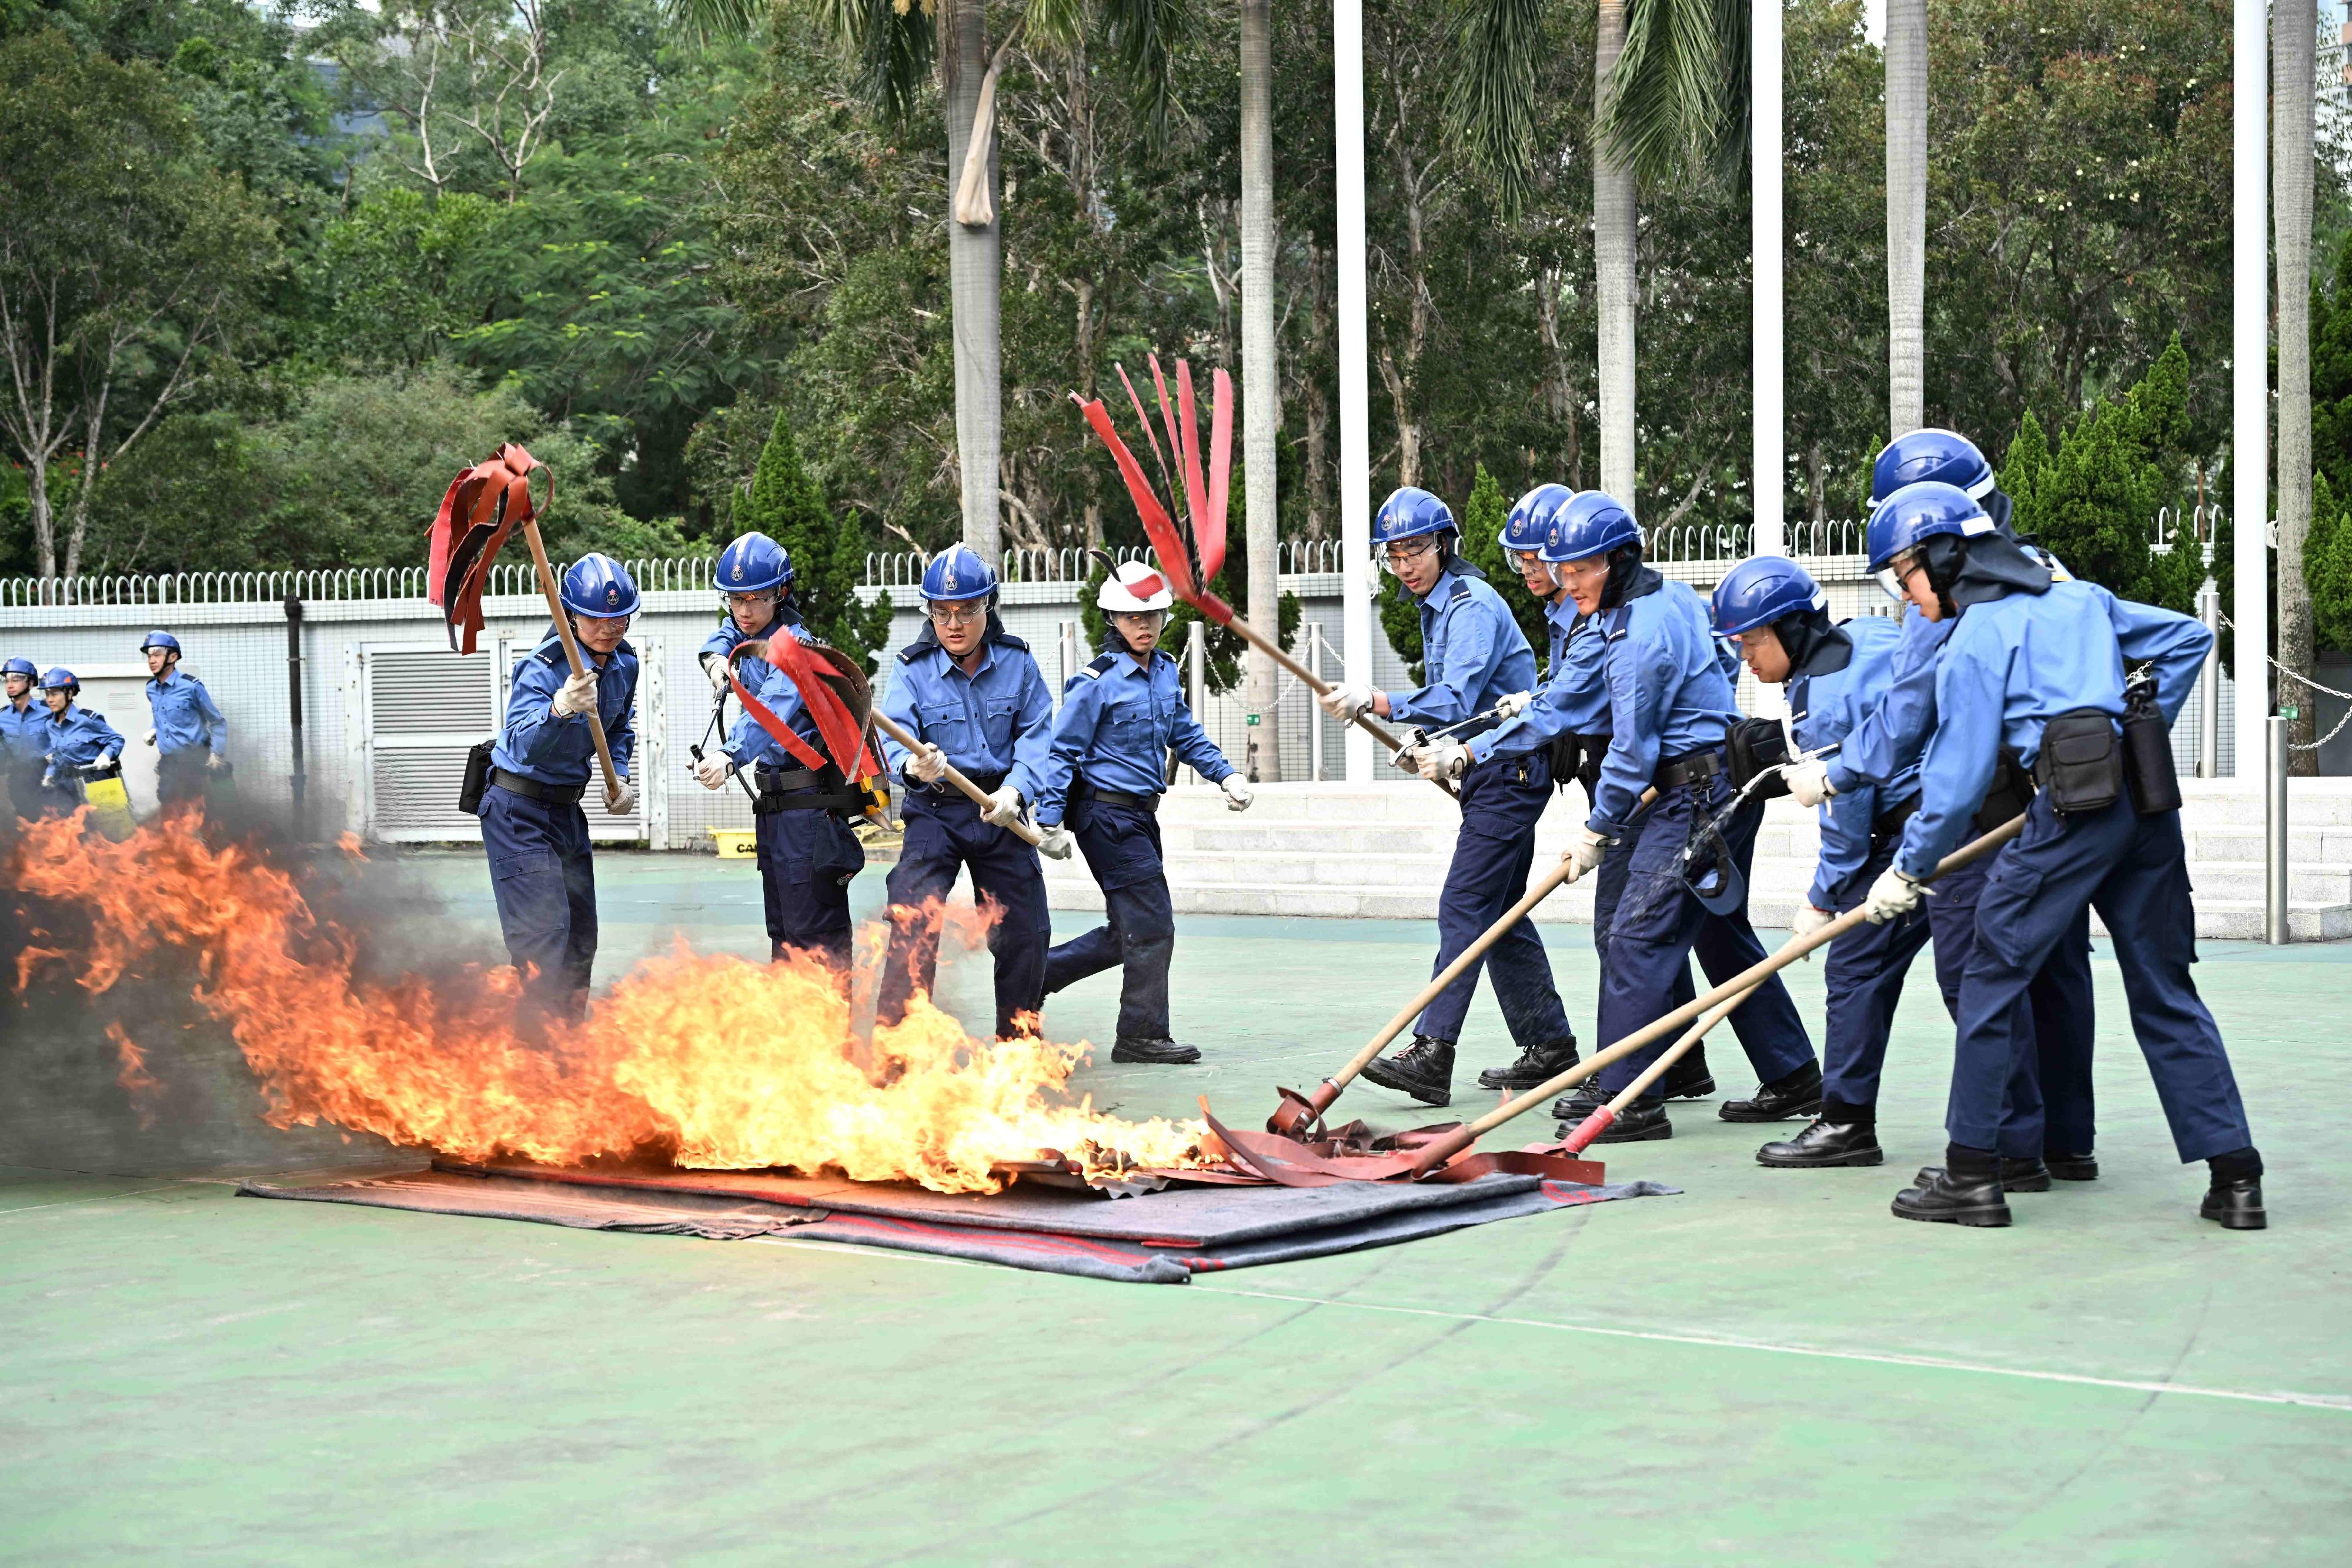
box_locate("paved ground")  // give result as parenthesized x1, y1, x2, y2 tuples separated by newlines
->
(4, 849, 2347, 1564)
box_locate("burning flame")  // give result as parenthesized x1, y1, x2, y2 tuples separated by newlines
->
(8, 813, 1209, 1193)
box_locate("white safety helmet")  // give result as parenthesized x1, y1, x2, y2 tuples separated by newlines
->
(1096, 560, 1174, 614)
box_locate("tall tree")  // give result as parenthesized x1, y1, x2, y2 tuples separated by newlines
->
(2277, 0, 2318, 771)
(1239, 0, 1280, 779)
(1883, 0, 1925, 435)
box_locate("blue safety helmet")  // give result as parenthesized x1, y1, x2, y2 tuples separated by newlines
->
(1500, 484, 1574, 554)
(920, 543, 998, 603)
(1537, 490, 1642, 564)
(2, 657, 35, 680)
(1866, 481, 1997, 577)
(559, 552, 642, 618)
(1373, 487, 1456, 549)
(139, 630, 181, 655)
(716, 531, 793, 594)
(1710, 557, 1828, 638)
(1870, 428, 1996, 505)
(39, 666, 78, 693)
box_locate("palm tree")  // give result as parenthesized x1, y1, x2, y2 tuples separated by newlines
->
(666, 0, 1181, 560)
(1454, 0, 1748, 509)
(2277, 0, 2317, 771)
(1883, 0, 1925, 436)
(1239, 0, 1280, 779)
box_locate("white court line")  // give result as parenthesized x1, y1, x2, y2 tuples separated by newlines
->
(0, 1184, 185, 1221)
(1190, 1286, 2352, 1413)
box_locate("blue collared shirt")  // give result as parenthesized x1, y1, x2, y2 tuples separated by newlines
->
(1037, 648, 1232, 825)
(700, 604, 801, 696)
(42, 703, 126, 772)
(1385, 567, 1539, 734)
(878, 629, 1054, 803)
(1826, 606, 1946, 795)
(0, 698, 48, 765)
(145, 671, 227, 757)
(1587, 578, 1742, 835)
(493, 631, 638, 787)
(1896, 581, 2209, 878)
(1788, 615, 1916, 909)
(1471, 603, 1611, 765)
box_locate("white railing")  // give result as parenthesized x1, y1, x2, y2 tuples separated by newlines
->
(866, 537, 1349, 587)
(1644, 517, 1870, 564)
(2151, 503, 2226, 560)
(0, 557, 714, 608)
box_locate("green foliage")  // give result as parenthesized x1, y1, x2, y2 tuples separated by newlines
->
(736, 406, 890, 671)
(2307, 471, 2352, 655)
(1453, 464, 1552, 658)
(309, 190, 507, 370)
(1377, 566, 1426, 685)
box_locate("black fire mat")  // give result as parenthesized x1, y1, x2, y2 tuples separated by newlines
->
(239, 1163, 1676, 1285)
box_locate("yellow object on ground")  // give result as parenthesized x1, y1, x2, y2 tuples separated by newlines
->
(83, 774, 136, 841)
(706, 827, 756, 859)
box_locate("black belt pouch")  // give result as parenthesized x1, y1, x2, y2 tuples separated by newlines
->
(2034, 710, 2124, 816)
(459, 738, 495, 816)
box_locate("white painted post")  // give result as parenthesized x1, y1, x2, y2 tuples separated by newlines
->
(1309, 622, 1327, 783)
(1749, 0, 1788, 721)
(1335, 0, 1374, 783)
(2236, 0, 2270, 778)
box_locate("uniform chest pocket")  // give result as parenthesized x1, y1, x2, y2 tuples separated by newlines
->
(978, 695, 1024, 745)
(1104, 700, 1159, 742)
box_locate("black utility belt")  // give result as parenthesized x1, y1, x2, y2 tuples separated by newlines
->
(492, 768, 585, 807)
(1073, 781, 1158, 813)
(928, 770, 1007, 797)
(1871, 795, 1920, 840)
(1652, 747, 1725, 792)
(754, 764, 861, 815)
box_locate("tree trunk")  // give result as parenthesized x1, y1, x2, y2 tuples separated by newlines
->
(1885, 0, 1927, 436)
(1538, 264, 1582, 489)
(943, 0, 1003, 562)
(1304, 239, 1332, 541)
(2278, 0, 2318, 772)
(1595, 0, 1636, 504)
(27, 451, 55, 579)
(1240, 0, 1281, 781)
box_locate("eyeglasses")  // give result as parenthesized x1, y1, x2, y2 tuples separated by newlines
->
(724, 591, 776, 610)
(1509, 549, 1549, 570)
(1875, 553, 1922, 604)
(927, 604, 987, 627)
(1379, 538, 1440, 569)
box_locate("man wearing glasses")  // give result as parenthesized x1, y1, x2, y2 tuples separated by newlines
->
(700, 531, 799, 701)
(874, 546, 1057, 1041)
(1317, 486, 1578, 1108)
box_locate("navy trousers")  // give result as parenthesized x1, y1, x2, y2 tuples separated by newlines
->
(1593, 832, 1698, 1009)
(480, 784, 598, 1025)
(1416, 751, 1573, 1048)
(6, 760, 44, 821)
(1950, 793, 2249, 1162)
(754, 804, 864, 968)
(1043, 796, 1174, 1042)
(156, 748, 209, 807)
(878, 791, 1051, 1038)
(1929, 853, 2099, 1158)
(1818, 831, 1936, 1114)
(1595, 770, 1816, 1097)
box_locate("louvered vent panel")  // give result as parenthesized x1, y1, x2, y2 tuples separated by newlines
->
(370, 748, 482, 838)
(371, 651, 493, 734)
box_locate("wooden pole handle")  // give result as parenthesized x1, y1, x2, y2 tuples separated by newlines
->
(519, 519, 622, 809)
(868, 708, 1045, 847)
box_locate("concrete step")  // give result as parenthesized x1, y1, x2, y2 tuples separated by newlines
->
(2183, 864, 2352, 903)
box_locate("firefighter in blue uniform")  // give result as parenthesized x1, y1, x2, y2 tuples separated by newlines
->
(1710, 557, 1937, 1169)
(875, 545, 1055, 1039)
(1858, 483, 2265, 1229)
(1432, 485, 1715, 1100)
(1323, 486, 1578, 1106)
(2, 657, 48, 819)
(1499, 492, 1818, 1142)
(1034, 560, 1252, 1064)
(1783, 432, 2098, 1187)
(699, 531, 799, 702)
(35, 668, 126, 815)
(478, 554, 640, 1025)
(138, 630, 228, 807)
(695, 574, 866, 971)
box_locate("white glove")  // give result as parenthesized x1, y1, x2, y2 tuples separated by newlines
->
(695, 751, 736, 790)
(142, 728, 157, 746)
(1221, 774, 1254, 811)
(701, 653, 731, 693)
(551, 670, 598, 718)
(1410, 739, 1471, 782)
(608, 779, 639, 815)
(1318, 683, 1377, 723)
(1862, 865, 1927, 924)
(909, 743, 948, 785)
(1494, 690, 1534, 720)
(205, 751, 224, 771)
(1786, 759, 1835, 808)
(1790, 903, 1834, 959)
(981, 784, 1024, 827)
(1037, 824, 1075, 861)
(1558, 826, 1609, 886)
(91, 751, 116, 773)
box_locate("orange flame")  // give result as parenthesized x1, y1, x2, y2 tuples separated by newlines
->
(9, 814, 1208, 1193)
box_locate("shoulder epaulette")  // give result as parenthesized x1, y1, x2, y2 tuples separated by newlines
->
(1600, 605, 1634, 640)
(994, 631, 1030, 653)
(1449, 580, 1474, 603)
(1081, 652, 1120, 678)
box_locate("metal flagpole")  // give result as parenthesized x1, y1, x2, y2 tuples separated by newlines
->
(1335, 0, 1373, 783)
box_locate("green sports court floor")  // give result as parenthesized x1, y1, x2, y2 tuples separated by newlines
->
(4, 850, 2347, 1564)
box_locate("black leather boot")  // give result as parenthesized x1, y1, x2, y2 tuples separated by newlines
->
(2200, 1176, 2266, 1230)
(1477, 1036, 1579, 1091)
(1111, 1035, 1203, 1064)
(1360, 1035, 1456, 1107)
(1551, 1079, 1607, 1123)
(1892, 1164, 2012, 1227)
(1911, 1156, 2053, 1193)
(1591, 1098, 1672, 1143)
(2046, 1150, 2099, 1181)
(1756, 1118, 1883, 1168)
(1718, 1059, 1823, 1123)
(1659, 1043, 1716, 1099)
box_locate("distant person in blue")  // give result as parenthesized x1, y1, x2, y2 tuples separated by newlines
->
(1860, 482, 2266, 1230)
(1709, 557, 1933, 1171)
(698, 531, 799, 704)
(875, 546, 1055, 1041)
(137, 630, 228, 807)
(1, 657, 48, 820)
(1359, 483, 1575, 1105)
(477, 554, 640, 1027)
(1034, 559, 1252, 1064)
(35, 668, 125, 815)
(1516, 492, 1818, 1143)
